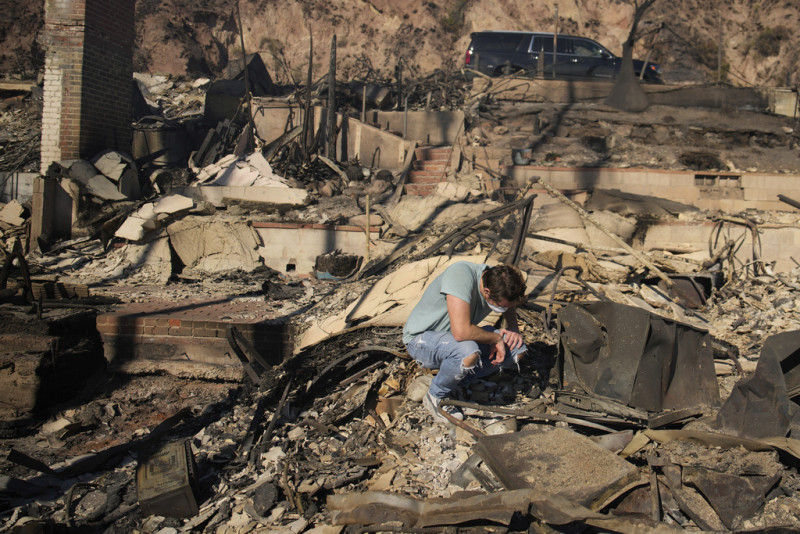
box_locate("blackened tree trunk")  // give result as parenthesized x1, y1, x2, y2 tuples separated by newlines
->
(605, 0, 657, 112)
(327, 35, 337, 160)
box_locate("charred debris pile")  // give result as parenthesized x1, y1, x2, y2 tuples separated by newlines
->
(2, 182, 800, 532)
(2, 65, 800, 532)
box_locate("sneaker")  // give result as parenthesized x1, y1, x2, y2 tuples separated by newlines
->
(423, 391, 464, 423)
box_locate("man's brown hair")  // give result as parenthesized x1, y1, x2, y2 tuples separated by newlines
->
(482, 265, 526, 305)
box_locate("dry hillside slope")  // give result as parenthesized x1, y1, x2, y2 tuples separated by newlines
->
(1, 0, 799, 88)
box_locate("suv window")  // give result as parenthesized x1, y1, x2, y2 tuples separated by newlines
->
(531, 35, 572, 54)
(573, 38, 608, 58)
(471, 32, 531, 52)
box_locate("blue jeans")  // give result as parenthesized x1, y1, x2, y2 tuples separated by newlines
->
(405, 326, 528, 399)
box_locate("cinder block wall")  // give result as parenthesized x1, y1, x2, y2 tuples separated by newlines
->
(40, 0, 135, 172)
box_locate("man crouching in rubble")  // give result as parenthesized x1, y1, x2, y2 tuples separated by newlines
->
(403, 262, 528, 423)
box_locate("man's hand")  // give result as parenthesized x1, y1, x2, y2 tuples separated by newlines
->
(497, 328, 523, 351)
(489, 339, 507, 364)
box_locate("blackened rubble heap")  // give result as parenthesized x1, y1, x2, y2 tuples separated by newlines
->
(3, 195, 800, 532)
(0, 87, 40, 174)
(3, 68, 800, 532)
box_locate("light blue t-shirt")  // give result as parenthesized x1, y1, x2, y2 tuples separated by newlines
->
(402, 261, 492, 344)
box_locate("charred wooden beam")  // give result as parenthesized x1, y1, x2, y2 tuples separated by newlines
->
(327, 35, 337, 159)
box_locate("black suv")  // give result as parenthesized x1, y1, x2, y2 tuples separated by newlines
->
(464, 31, 662, 82)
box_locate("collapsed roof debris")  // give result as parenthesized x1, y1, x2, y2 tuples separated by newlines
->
(3, 49, 800, 534)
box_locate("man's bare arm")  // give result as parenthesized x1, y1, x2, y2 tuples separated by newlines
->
(446, 294, 503, 344)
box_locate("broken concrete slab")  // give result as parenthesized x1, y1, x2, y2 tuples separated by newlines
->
(179, 185, 308, 208)
(67, 161, 129, 201)
(253, 222, 378, 276)
(195, 154, 237, 181)
(84, 174, 128, 201)
(388, 195, 497, 233)
(475, 427, 640, 509)
(153, 194, 194, 214)
(531, 202, 585, 230)
(114, 194, 194, 241)
(117, 169, 141, 200)
(211, 153, 288, 187)
(114, 214, 151, 242)
(348, 213, 384, 228)
(67, 160, 98, 182)
(91, 150, 131, 182)
(167, 216, 262, 273)
(584, 210, 636, 248)
(0, 200, 25, 226)
(84, 174, 133, 200)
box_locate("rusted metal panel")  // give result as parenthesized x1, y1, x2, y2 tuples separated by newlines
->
(683, 466, 780, 530)
(716, 330, 800, 439)
(558, 302, 720, 416)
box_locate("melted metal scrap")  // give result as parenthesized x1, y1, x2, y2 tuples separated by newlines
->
(715, 330, 800, 440)
(557, 301, 720, 419)
(683, 466, 780, 530)
(327, 489, 678, 532)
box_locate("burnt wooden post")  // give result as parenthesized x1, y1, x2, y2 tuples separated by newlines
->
(361, 84, 367, 122)
(302, 32, 313, 159)
(327, 35, 337, 159)
(236, 2, 255, 151)
(396, 62, 403, 111)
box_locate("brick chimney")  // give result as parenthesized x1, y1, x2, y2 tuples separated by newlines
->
(40, 0, 136, 172)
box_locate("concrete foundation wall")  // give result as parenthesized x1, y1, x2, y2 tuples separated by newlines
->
(505, 165, 800, 212)
(251, 102, 300, 145)
(640, 219, 800, 273)
(338, 116, 411, 170)
(757, 88, 799, 118)
(254, 222, 379, 275)
(471, 78, 785, 114)
(368, 110, 465, 146)
(251, 101, 414, 171)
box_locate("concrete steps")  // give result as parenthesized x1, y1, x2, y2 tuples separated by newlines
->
(405, 146, 451, 196)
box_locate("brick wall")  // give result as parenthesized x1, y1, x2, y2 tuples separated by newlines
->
(40, 0, 135, 172)
(96, 313, 295, 368)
